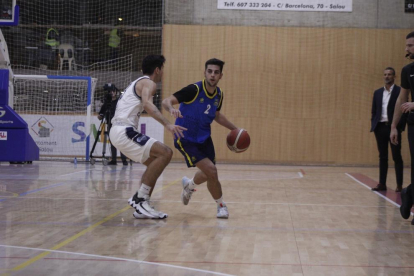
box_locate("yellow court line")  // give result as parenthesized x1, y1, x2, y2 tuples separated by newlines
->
(0, 191, 19, 198)
(6, 179, 180, 274)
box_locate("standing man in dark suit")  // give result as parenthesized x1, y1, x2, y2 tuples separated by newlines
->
(371, 67, 406, 192)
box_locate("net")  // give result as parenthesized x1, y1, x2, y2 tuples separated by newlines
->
(13, 75, 97, 159)
(2, 0, 163, 108)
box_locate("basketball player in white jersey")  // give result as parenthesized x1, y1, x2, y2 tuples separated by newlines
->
(110, 55, 186, 219)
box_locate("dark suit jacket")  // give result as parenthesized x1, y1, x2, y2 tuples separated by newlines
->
(371, 85, 406, 132)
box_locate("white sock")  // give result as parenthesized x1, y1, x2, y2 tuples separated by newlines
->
(215, 196, 226, 207)
(189, 179, 197, 190)
(137, 183, 151, 199)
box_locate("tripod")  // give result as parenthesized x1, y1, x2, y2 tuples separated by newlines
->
(89, 104, 112, 165)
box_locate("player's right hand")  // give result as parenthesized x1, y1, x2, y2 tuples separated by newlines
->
(390, 128, 399, 145)
(166, 124, 187, 139)
(169, 108, 183, 119)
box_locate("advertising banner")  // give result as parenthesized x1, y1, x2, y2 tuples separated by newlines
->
(20, 114, 164, 157)
(217, 0, 352, 12)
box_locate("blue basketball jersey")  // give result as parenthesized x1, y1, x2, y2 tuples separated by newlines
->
(175, 80, 223, 143)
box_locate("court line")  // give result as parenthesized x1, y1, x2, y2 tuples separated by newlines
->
(0, 170, 91, 180)
(0, 168, 121, 201)
(346, 173, 399, 207)
(0, 245, 233, 276)
(1, 250, 414, 271)
(18, 182, 69, 196)
(5, 179, 218, 275)
(0, 218, 412, 234)
(4, 196, 400, 208)
(345, 173, 414, 216)
(0, 191, 19, 198)
(219, 171, 304, 181)
(0, 182, 70, 203)
(59, 170, 91, 177)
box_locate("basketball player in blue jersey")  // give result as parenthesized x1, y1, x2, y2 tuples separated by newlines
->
(110, 55, 187, 219)
(162, 58, 238, 218)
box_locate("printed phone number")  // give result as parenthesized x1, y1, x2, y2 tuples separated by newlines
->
(222, 2, 347, 10)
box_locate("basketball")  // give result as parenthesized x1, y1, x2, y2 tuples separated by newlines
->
(226, 129, 250, 153)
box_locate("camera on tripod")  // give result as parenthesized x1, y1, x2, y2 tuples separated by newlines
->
(90, 83, 120, 165)
(103, 83, 119, 105)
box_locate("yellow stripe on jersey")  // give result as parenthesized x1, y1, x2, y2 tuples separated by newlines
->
(176, 139, 193, 166)
(184, 84, 200, 104)
(218, 89, 224, 109)
(202, 79, 217, 99)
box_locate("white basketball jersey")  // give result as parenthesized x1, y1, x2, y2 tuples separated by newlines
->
(111, 76, 150, 128)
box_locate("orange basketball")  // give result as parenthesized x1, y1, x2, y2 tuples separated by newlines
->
(226, 129, 250, 153)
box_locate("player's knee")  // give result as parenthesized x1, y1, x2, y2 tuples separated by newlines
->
(205, 166, 218, 181)
(152, 142, 173, 160)
(165, 146, 173, 161)
(158, 144, 173, 161)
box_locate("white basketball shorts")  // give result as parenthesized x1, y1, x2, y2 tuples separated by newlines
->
(109, 126, 157, 164)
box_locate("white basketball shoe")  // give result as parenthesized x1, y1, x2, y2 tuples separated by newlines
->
(217, 204, 229, 219)
(181, 176, 195, 205)
(128, 193, 168, 219)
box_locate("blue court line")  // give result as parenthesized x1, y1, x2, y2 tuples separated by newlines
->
(19, 182, 68, 196)
(0, 182, 68, 202)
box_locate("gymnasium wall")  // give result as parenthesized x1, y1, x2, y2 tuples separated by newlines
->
(162, 25, 412, 165)
(164, 0, 412, 29)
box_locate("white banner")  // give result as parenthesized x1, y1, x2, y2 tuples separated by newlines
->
(217, 0, 352, 12)
(20, 114, 164, 158)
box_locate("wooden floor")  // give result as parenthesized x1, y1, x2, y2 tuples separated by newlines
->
(0, 161, 413, 276)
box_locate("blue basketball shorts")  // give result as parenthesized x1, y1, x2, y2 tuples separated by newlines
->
(174, 136, 216, 168)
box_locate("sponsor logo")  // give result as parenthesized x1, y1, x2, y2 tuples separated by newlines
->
(72, 122, 86, 143)
(191, 156, 196, 162)
(409, 4, 413, 8)
(0, 106, 5, 118)
(0, 131, 7, 140)
(31, 117, 54, 137)
(214, 99, 219, 106)
(199, 98, 204, 103)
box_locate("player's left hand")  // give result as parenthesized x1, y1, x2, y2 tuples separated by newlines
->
(401, 102, 414, 113)
(169, 108, 183, 119)
(166, 124, 187, 139)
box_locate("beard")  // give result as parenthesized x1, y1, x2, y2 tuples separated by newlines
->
(406, 53, 414, 60)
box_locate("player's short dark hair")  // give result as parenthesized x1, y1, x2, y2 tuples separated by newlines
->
(384, 67, 396, 75)
(142, 55, 166, 75)
(406, 31, 414, 40)
(205, 58, 225, 72)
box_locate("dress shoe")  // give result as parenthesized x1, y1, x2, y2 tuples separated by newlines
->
(400, 185, 413, 219)
(108, 160, 117, 165)
(122, 160, 128, 166)
(371, 184, 387, 191)
(395, 185, 403, 193)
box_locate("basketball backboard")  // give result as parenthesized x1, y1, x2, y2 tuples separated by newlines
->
(0, 0, 19, 26)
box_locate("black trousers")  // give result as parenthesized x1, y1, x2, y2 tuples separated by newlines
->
(408, 124, 414, 185)
(406, 124, 414, 200)
(374, 122, 403, 186)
